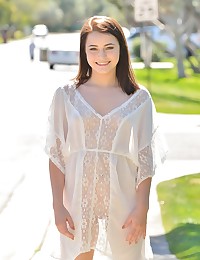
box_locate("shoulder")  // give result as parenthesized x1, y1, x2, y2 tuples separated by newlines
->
(135, 85, 155, 112)
(54, 81, 76, 98)
(137, 84, 152, 100)
(132, 84, 152, 106)
(62, 81, 77, 96)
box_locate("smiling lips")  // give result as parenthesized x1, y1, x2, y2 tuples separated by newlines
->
(96, 61, 111, 66)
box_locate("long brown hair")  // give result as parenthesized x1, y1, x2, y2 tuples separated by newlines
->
(74, 16, 139, 95)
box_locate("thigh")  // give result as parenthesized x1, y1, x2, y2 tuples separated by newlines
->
(75, 250, 94, 260)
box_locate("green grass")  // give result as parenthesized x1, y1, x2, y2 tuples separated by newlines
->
(157, 173, 200, 260)
(134, 61, 200, 114)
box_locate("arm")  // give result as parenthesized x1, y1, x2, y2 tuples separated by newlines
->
(49, 159, 75, 239)
(135, 177, 152, 214)
(123, 92, 167, 245)
(122, 96, 153, 244)
(122, 177, 152, 244)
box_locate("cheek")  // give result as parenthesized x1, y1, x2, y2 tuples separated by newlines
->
(111, 45, 120, 60)
(111, 50, 120, 63)
(86, 52, 95, 65)
(116, 51, 120, 62)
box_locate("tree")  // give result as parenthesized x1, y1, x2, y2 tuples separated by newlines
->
(0, 0, 12, 25)
(158, 0, 200, 77)
(0, 0, 127, 37)
(56, 0, 127, 31)
(106, 0, 200, 78)
(0, 0, 62, 32)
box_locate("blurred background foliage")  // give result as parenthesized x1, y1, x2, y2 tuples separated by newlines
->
(0, 0, 125, 34)
(0, 0, 200, 34)
(0, 0, 200, 78)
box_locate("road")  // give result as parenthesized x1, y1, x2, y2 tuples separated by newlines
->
(0, 38, 199, 260)
(0, 38, 78, 260)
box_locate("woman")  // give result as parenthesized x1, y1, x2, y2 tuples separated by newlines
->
(45, 16, 167, 260)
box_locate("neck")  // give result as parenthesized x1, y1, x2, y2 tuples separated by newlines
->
(89, 71, 118, 88)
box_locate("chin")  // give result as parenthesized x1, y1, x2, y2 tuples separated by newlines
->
(93, 65, 116, 75)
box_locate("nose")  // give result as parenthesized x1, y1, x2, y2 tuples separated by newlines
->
(98, 49, 107, 58)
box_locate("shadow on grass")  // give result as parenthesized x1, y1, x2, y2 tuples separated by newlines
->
(166, 223, 200, 259)
(152, 92, 200, 104)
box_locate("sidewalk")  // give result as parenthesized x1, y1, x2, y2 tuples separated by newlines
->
(0, 114, 199, 260)
(132, 62, 174, 69)
(149, 159, 200, 260)
(149, 113, 200, 259)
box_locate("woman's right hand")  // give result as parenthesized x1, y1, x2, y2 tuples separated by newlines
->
(54, 205, 75, 240)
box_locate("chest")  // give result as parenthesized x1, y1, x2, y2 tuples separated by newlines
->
(77, 87, 131, 117)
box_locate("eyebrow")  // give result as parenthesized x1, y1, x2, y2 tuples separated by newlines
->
(88, 43, 115, 47)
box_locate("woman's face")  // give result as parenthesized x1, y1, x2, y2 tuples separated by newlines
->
(85, 31, 120, 75)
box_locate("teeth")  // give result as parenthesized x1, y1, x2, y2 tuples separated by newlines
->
(97, 62, 109, 65)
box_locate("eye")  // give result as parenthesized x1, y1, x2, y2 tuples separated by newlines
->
(89, 47, 98, 51)
(106, 46, 114, 50)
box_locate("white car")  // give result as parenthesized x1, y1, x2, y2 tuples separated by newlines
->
(32, 24, 48, 37)
(47, 33, 80, 69)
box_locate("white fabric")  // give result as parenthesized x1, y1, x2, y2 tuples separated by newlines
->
(45, 83, 167, 260)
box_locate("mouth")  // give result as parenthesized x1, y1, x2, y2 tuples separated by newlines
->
(95, 61, 111, 66)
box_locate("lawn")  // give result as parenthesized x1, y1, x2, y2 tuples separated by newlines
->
(157, 173, 200, 260)
(134, 61, 200, 114)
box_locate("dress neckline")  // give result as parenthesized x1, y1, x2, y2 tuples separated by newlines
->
(75, 88, 141, 119)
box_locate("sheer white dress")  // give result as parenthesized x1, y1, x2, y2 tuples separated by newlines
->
(45, 83, 167, 260)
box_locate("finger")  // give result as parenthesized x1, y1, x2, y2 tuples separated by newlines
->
(135, 229, 145, 241)
(129, 229, 140, 245)
(134, 229, 146, 244)
(143, 229, 146, 239)
(57, 224, 74, 240)
(134, 230, 143, 244)
(129, 234, 138, 245)
(126, 233, 133, 244)
(122, 217, 132, 229)
(63, 229, 75, 240)
(66, 213, 75, 230)
(126, 228, 136, 243)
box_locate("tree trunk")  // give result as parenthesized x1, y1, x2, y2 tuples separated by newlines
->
(174, 31, 186, 78)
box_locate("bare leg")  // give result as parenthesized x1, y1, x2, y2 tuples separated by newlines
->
(75, 250, 94, 260)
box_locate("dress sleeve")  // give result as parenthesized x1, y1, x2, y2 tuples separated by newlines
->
(45, 87, 68, 174)
(136, 93, 167, 188)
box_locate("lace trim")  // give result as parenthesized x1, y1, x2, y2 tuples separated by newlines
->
(136, 128, 167, 188)
(48, 137, 65, 174)
(136, 145, 153, 188)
